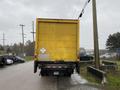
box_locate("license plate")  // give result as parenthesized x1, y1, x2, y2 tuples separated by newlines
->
(53, 72, 59, 75)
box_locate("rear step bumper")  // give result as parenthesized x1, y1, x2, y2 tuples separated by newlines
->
(35, 60, 79, 64)
(41, 68, 74, 76)
(34, 60, 80, 74)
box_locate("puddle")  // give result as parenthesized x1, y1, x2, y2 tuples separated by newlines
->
(71, 73, 88, 85)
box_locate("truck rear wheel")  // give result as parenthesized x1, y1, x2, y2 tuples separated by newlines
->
(40, 69, 47, 76)
(65, 73, 71, 77)
(76, 63, 80, 74)
(64, 69, 73, 77)
(40, 71, 45, 76)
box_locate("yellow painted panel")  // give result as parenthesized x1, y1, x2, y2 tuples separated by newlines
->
(35, 18, 79, 62)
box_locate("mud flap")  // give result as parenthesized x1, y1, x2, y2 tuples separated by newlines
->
(34, 61, 38, 73)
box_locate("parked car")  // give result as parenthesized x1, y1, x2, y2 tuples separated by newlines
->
(3, 55, 25, 63)
(0, 55, 14, 66)
(6, 59, 14, 65)
(80, 54, 93, 61)
(100, 53, 112, 59)
(14, 56, 25, 63)
(0, 56, 6, 66)
(78, 48, 94, 61)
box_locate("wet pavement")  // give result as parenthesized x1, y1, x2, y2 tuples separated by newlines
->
(0, 61, 101, 90)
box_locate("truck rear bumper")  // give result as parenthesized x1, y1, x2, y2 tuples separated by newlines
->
(35, 60, 78, 64)
(41, 67, 74, 76)
(34, 60, 80, 75)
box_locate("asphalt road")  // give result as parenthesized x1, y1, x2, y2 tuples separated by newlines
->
(0, 61, 101, 90)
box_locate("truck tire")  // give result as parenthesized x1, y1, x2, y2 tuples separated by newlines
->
(76, 63, 80, 74)
(40, 69, 46, 76)
(66, 73, 71, 77)
(41, 72, 45, 76)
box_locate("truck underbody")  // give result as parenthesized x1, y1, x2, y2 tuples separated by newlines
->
(34, 61, 80, 76)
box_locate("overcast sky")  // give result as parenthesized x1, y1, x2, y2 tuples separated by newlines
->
(0, 0, 120, 49)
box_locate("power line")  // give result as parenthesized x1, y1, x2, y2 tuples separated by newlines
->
(78, 0, 91, 19)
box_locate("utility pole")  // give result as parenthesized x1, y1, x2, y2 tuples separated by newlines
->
(19, 24, 25, 57)
(2, 33, 5, 47)
(31, 21, 35, 55)
(1, 33, 6, 51)
(92, 0, 100, 69)
(31, 21, 35, 42)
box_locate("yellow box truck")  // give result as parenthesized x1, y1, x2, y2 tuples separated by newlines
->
(34, 18, 80, 76)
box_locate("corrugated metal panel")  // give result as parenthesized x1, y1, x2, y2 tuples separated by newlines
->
(35, 18, 79, 62)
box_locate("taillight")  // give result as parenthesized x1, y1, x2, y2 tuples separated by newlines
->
(77, 56, 80, 59)
(34, 55, 37, 59)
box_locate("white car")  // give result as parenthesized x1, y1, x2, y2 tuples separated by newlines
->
(100, 53, 112, 59)
(6, 59, 14, 65)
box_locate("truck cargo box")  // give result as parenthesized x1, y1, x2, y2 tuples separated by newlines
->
(34, 18, 80, 76)
(35, 18, 79, 62)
